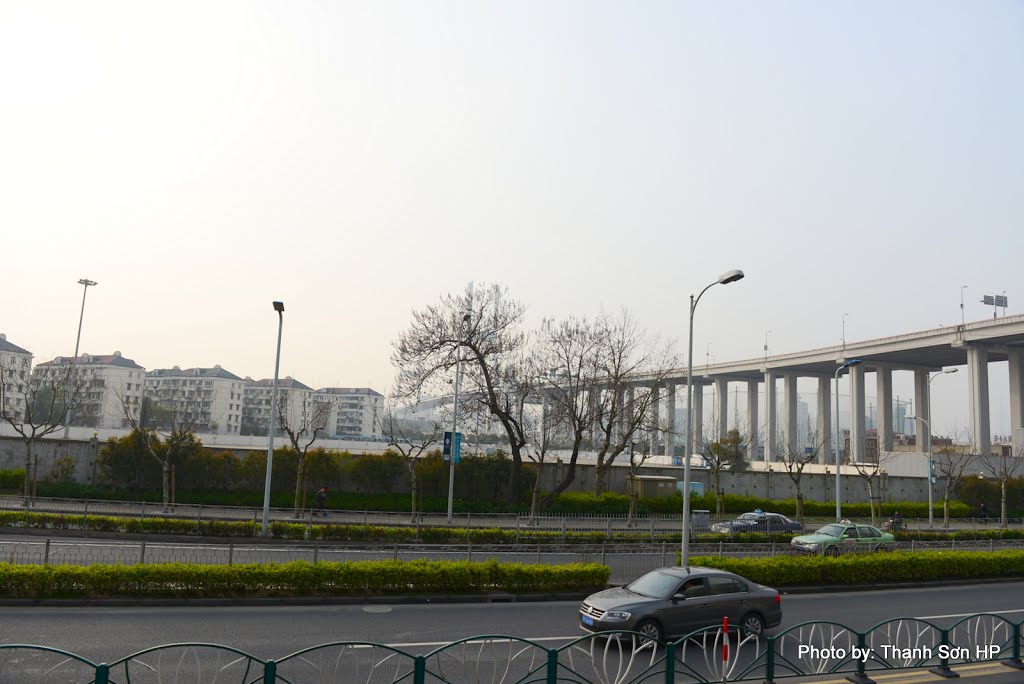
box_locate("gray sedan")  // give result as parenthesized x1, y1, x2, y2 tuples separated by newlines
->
(579, 566, 782, 642)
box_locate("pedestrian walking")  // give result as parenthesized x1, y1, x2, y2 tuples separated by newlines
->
(315, 487, 328, 516)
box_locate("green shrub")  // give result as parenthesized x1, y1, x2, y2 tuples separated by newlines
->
(0, 469, 26, 490)
(0, 560, 610, 599)
(690, 550, 1024, 586)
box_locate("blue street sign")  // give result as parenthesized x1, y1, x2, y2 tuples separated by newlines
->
(443, 431, 463, 463)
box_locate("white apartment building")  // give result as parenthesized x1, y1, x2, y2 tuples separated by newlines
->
(145, 366, 245, 435)
(313, 387, 384, 438)
(34, 352, 146, 429)
(242, 377, 318, 437)
(0, 334, 32, 423)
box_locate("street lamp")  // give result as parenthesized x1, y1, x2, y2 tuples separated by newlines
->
(921, 368, 958, 524)
(446, 311, 471, 523)
(261, 301, 285, 537)
(907, 415, 933, 527)
(682, 268, 744, 568)
(834, 358, 862, 522)
(64, 278, 98, 439)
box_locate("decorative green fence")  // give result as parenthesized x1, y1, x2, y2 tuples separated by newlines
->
(2, 614, 1022, 683)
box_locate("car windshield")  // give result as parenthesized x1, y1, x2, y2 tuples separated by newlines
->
(626, 570, 681, 599)
(738, 513, 759, 521)
(816, 524, 845, 537)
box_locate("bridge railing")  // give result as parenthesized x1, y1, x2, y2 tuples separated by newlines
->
(2, 614, 1021, 683)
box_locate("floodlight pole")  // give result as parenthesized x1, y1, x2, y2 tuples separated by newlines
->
(65, 278, 98, 439)
(682, 268, 744, 569)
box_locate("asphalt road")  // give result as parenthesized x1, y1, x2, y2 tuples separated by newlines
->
(3, 582, 1022, 661)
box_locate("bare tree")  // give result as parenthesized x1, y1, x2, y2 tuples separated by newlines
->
(276, 393, 332, 518)
(980, 442, 1024, 529)
(528, 315, 604, 511)
(392, 283, 531, 503)
(589, 310, 679, 495)
(932, 431, 978, 529)
(377, 400, 443, 522)
(0, 359, 85, 506)
(699, 427, 751, 514)
(777, 428, 828, 524)
(849, 450, 897, 527)
(119, 390, 201, 510)
(626, 434, 656, 527)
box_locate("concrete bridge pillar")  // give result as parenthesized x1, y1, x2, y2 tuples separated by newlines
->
(968, 346, 991, 456)
(691, 385, 704, 453)
(783, 374, 798, 459)
(665, 383, 676, 457)
(1010, 350, 1024, 456)
(650, 385, 661, 454)
(876, 368, 893, 452)
(746, 380, 759, 462)
(817, 376, 832, 465)
(850, 364, 867, 463)
(764, 372, 777, 462)
(715, 377, 729, 441)
(913, 370, 930, 451)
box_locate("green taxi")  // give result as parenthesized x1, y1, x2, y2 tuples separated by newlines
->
(790, 521, 896, 555)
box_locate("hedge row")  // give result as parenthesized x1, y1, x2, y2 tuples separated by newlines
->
(0, 559, 611, 599)
(694, 550, 1024, 586)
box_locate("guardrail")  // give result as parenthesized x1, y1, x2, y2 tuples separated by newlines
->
(2, 614, 1021, 683)
(3, 495, 1020, 537)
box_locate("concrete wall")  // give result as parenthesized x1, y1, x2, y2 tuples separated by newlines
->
(0, 434, 931, 505)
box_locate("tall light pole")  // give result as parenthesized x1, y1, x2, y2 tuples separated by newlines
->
(682, 268, 744, 568)
(907, 415, 933, 527)
(261, 301, 285, 537)
(447, 310, 472, 523)
(834, 358, 862, 522)
(910, 367, 958, 528)
(64, 278, 98, 439)
(960, 285, 968, 327)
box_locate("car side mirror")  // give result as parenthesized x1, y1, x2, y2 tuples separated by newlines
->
(672, 593, 686, 602)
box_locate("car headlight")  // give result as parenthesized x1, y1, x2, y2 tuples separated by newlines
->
(603, 611, 632, 621)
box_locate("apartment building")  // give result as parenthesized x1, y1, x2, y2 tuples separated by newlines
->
(313, 387, 384, 438)
(34, 352, 146, 429)
(0, 334, 33, 423)
(242, 377, 319, 437)
(145, 366, 245, 435)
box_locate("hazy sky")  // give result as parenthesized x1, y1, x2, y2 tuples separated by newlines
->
(2, 2, 1021, 436)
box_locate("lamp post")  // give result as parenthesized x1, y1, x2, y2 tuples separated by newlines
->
(64, 278, 98, 439)
(917, 368, 954, 528)
(260, 301, 285, 537)
(682, 268, 744, 569)
(907, 415, 933, 527)
(834, 358, 862, 522)
(960, 286, 968, 327)
(446, 311, 471, 523)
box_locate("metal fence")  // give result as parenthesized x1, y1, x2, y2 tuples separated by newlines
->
(2, 614, 1021, 683)
(3, 495, 1020, 537)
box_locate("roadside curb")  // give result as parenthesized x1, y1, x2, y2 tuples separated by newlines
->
(0, 592, 590, 607)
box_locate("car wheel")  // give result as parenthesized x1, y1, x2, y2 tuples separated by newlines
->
(740, 612, 766, 635)
(635, 619, 663, 644)
(824, 546, 840, 557)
